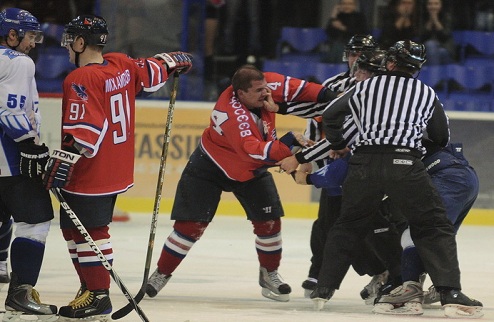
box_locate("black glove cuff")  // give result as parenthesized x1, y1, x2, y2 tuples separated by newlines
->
(306, 174, 313, 185)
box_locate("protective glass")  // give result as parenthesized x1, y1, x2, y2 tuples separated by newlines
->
(342, 50, 361, 62)
(60, 33, 76, 47)
(19, 30, 43, 44)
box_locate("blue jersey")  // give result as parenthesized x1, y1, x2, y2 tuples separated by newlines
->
(0, 46, 41, 177)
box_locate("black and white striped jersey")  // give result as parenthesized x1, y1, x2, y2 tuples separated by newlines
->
(293, 71, 356, 167)
(323, 71, 450, 154)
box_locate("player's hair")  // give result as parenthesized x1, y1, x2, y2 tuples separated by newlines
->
(232, 64, 264, 94)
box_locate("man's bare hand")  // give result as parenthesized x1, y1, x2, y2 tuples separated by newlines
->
(276, 155, 299, 174)
(263, 91, 279, 112)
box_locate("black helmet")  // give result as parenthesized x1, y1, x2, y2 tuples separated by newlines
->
(351, 50, 387, 76)
(343, 34, 377, 62)
(386, 40, 426, 71)
(61, 14, 108, 47)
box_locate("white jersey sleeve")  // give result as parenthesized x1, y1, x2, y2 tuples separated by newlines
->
(0, 47, 40, 142)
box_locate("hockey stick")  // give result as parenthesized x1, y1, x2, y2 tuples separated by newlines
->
(111, 72, 181, 320)
(51, 188, 150, 322)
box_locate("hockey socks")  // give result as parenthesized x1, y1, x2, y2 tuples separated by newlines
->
(158, 221, 209, 275)
(10, 237, 44, 286)
(252, 219, 282, 271)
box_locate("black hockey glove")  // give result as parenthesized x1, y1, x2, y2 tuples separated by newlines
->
(154, 51, 193, 75)
(43, 149, 81, 189)
(18, 138, 50, 178)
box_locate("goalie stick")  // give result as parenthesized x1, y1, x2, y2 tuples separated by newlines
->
(51, 188, 150, 322)
(111, 72, 180, 320)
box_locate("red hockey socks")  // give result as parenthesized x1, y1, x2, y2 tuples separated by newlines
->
(251, 219, 282, 271)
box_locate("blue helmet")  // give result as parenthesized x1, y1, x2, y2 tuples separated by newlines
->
(0, 8, 43, 43)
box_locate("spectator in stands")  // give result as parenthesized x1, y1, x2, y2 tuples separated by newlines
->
(323, 0, 369, 63)
(419, 0, 456, 64)
(379, 0, 419, 49)
(222, 0, 261, 56)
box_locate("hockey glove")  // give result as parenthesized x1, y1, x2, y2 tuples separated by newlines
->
(43, 149, 81, 189)
(154, 51, 193, 75)
(18, 139, 50, 178)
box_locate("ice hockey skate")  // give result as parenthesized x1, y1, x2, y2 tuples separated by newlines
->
(310, 286, 335, 311)
(4, 283, 57, 322)
(0, 260, 10, 290)
(301, 278, 317, 298)
(146, 268, 172, 298)
(58, 289, 112, 322)
(440, 289, 483, 318)
(258, 267, 291, 302)
(422, 285, 441, 308)
(372, 281, 424, 315)
(360, 270, 389, 305)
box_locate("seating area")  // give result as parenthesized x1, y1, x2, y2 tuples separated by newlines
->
(262, 27, 494, 112)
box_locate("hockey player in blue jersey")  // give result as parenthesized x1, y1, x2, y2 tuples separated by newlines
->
(0, 7, 58, 320)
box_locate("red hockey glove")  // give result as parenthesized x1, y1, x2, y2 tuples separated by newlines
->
(43, 149, 81, 189)
(18, 138, 50, 178)
(154, 51, 193, 75)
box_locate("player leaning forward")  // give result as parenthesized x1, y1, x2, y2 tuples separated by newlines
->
(41, 14, 192, 320)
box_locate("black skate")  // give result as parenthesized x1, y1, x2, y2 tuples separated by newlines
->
(58, 289, 112, 322)
(4, 283, 57, 322)
(310, 286, 335, 311)
(301, 278, 317, 298)
(259, 267, 291, 302)
(440, 289, 483, 318)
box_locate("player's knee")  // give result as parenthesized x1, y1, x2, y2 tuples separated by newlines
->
(14, 220, 51, 244)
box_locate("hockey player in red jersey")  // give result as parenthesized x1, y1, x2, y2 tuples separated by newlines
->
(146, 64, 337, 302)
(42, 14, 192, 320)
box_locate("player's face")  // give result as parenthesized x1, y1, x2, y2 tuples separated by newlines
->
(347, 51, 361, 69)
(354, 68, 372, 82)
(15, 31, 38, 54)
(237, 79, 269, 109)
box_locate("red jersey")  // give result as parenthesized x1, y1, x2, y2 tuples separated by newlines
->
(61, 52, 169, 195)
(201, 72, 324, 181)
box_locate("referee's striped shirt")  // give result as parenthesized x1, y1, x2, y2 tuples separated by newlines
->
(323, 71, 450, 154)
(285, 71, 357, 168)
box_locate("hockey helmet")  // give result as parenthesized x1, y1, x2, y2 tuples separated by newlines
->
(386, 40, 426, 71)
(343, 34, 377, 62)
(351, 50, 387, 76)
(61, 14, 108, 47)
(0, 8, 43, 43)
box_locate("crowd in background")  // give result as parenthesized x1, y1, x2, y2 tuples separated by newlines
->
(2, 0, 494, 100)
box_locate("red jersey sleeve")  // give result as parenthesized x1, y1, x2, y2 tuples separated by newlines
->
(264, 72, 324, 103)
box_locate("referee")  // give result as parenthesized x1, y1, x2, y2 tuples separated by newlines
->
(315, 40, 483, 318)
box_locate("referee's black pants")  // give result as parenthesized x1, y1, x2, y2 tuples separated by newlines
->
(317, 147, 461, 290)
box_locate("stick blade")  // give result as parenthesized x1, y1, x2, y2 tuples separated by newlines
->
(111, 290, 145, 320)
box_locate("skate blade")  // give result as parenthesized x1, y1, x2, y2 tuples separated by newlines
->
(311, 298, 327, 311)
(2, 311, 58, 322)
(261, 288, 290, 302)
(363, 296, 376, 305)
(443, 304, 484, 319)
(372, 302, 423, 315)
(303, 289, 312, 299)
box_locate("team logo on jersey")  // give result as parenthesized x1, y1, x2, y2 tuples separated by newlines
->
(71, 83, 88, 100)
(2, 49, 24, 59)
